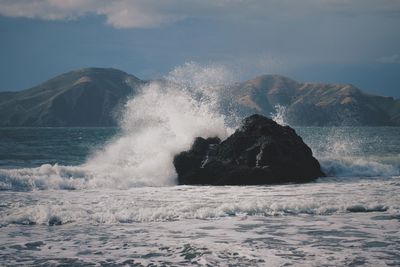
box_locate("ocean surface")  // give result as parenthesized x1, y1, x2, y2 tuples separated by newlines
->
(0, 126, 399, 266)
(1, 65, 399, 266)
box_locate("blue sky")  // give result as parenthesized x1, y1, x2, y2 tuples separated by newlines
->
(0, 0, 399, 97)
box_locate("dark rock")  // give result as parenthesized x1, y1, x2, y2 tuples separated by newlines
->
(174, 114, 325, 185)
(346, 205, 387, 213)
(48, 216, 62, 226)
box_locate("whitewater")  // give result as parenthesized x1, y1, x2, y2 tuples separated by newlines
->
(0, 63, 399, 266)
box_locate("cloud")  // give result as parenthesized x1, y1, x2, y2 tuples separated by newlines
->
(377, 54, 400, 64)
(0, 0, 185, 28)
(1, 0, 400, 28)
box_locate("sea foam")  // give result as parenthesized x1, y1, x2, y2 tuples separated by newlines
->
(307, 127, 400, 178)
(83, 62, 235, 188)
(1, 180, 399, 226)
(0, 63, 236, 190)
(0, 64, 399, 191)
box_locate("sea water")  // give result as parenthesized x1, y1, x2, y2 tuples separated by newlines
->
(0, 63, 399, 266)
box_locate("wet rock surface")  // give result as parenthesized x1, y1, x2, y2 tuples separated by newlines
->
(174, 114, 325, 185)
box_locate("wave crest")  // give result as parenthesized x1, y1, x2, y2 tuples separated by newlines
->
(0, 63, 237, 191)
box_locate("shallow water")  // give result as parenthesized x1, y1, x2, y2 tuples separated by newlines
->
(0, 127, 399, 266)
(1, 63, 399, 266)
(1, 182, 399, 266)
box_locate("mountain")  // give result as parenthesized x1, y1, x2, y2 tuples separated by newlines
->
(0, 68, 144, 126)
(232, 75, 400, 126)
(0, 68, 399, 127)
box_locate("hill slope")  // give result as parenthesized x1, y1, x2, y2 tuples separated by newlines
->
(232, 75, 400, 126)
(0, 69, 399, 126)
(0, 68, 144, 126)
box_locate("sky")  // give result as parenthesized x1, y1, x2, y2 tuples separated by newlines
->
(0, 0, 399, 98)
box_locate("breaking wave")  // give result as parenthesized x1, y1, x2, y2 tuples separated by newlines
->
(270, 104, 288, 126)
(303, 127, 400, 178)
(319, 157, 399, 178)
(1, 183, 398, 226)
(0, 63, 237, 190)
(2, 201, 392, 226)
(0, 63, 399, 191)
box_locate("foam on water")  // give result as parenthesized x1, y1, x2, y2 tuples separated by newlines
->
(319, 157, 399, 178)
(0, 65, 399, 191)
(82, 64, 234, 188)
(1, 179, 399, 226)
(270, 105, 400, 179)
(270, 104, 288, 126)
(1, 172, 399, 265)
(307, 128, 400, 178)
(0, 69, 399, 265)
(0, 164, 88, 191)
(0, 63, 237, 190)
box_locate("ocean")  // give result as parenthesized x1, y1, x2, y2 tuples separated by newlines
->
(0, 67, 399, 266)
(0, 126, 399, 266)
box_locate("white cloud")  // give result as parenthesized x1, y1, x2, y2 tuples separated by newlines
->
(99, 1, 184, 28)
(0, 0, 400, 28)
(0, 0, 185, 28)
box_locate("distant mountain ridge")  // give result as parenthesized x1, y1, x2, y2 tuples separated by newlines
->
(0, 68, 399, 126)
(0, 68, 144, 126)
(232, 75, 400, 126)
